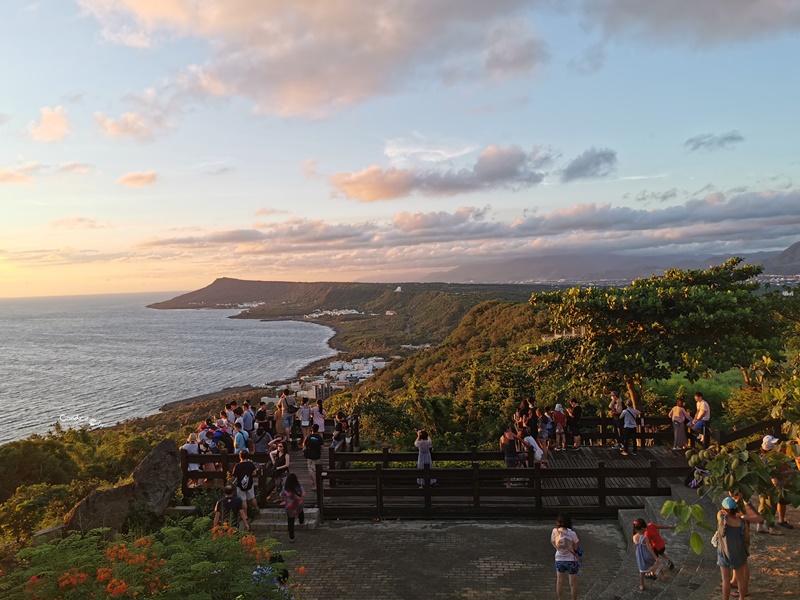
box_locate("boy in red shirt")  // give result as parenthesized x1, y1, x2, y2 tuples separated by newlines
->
(645, 521, 676, 578)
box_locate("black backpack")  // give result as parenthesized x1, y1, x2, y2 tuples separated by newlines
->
(218, 431, 234, 452)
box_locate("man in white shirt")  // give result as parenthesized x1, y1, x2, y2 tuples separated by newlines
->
(689, 392, 710, 433)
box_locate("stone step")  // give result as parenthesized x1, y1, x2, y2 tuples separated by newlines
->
(250, 508, 320, 534)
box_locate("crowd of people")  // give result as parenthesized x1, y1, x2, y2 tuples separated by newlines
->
(180, 390, 345, 542)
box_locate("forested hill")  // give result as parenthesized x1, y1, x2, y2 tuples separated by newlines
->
(344, 300, 547, 445)
(148, 278, 556, 313)
(148, 278, 559, 353)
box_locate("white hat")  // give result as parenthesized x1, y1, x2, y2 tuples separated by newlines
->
(555, 403, 564, 412)
(762, 435, 779, 451)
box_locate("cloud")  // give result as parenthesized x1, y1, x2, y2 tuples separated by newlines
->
(0, 114, 8, 127)
(95, 111, 164, 140)
(561, 147, 617, 182)
(583, 0, 800, 45)
(0, 162, 41, 184)
(117, 170, 158, 187)
(57, 162, 92, 175)
(80, 0, 544, 118)
(633, 188, 681, 204)
(28, 106, 69, 142)
(384, 134, 478, 167)
(684, 130, 745, 152)
(330, 144, 552, 201)
(50, 216, 109, 229)
(254, 207, 289, 217)
(568, 42, 606, 74)
(127, 188, 800, 275)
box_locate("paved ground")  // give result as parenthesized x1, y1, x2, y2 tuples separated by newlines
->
(269, 519, 625, 600)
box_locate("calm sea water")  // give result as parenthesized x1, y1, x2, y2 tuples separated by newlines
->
(0, 293, 337, 444)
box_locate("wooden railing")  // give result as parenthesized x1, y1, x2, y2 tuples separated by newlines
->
(712, 418, 782, 450)
(316, 458, 689, 520)
(179, 449, 276, 505)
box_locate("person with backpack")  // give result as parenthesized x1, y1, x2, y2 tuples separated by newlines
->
(231, 450, 260, 514)
(213, 485, 250, 532)
(303, 424, 325, 490)
(233, 422, 250, 455)
(551, 512, 580, 600)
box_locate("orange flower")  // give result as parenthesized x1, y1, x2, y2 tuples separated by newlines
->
(294, 566, 308, 575)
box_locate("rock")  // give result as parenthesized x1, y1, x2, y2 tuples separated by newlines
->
(64, 439, 182, 534)
(132, 439, 183, 519)
(63, 483, 135, 533)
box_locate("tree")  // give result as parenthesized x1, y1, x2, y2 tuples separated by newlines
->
(528, 259, 786, 408)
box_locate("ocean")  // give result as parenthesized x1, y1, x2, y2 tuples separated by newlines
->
(0, 292, 338, 445)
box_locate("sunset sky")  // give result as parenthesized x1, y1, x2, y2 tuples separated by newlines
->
(2, 1, 800, 298)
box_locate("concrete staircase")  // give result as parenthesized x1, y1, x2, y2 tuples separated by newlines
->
(582, 485, 719, 600)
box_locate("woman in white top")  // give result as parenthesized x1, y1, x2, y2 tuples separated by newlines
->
(181, 433, 201, 486)
(551, 512, 580, 600)
(297, 398, 312, 444)
(311, 399, 327, 436)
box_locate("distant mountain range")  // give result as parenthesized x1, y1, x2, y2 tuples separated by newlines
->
(416, 241, 800, 284)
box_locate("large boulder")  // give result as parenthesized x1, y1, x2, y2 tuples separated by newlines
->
(132, 438, 183, 518)
(64, 439, 182, 534)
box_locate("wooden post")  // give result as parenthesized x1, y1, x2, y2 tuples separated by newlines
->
(600, 414, 607, 447)
(534, 461, 543, 510)
(471, 444, 478, 463)
(315, 462, 324, 523)
(220, 448, 230, 478)
(353, 415, 360, 449)
(375, 463, 383, 518)
(472, 461, 480, 510)
(180, 448, 190, 505)
(597, 461, 606, 509)
(424, 463, 432, 515)
(328, 445, 337, 488)
(382, 447, 390, 469)
(649, 460, 658, 491)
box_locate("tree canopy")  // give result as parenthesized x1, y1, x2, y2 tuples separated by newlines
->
(527, 258, 787, 408)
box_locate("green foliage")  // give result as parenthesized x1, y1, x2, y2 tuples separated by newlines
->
(528, 258, 786, 407)
(0, 518, 293, 599)
(687, 442, 800, 521)
(661, 500, 715, 555)
(0, 438, 79, 504)
(353, 301, 544, 448)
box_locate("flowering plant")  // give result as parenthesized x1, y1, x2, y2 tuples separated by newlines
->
(0, 517, 303, 599)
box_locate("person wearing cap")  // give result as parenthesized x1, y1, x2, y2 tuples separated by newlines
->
(213, 484, 250, 531)
(757, 435, 792, 532)
(716, 496, 749, 600)
(608, 391, 624, 449)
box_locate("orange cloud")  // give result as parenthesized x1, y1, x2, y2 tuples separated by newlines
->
(29, 106, 69, 142)
(117, 170, 158, 187)
(96, 111, 161, 140)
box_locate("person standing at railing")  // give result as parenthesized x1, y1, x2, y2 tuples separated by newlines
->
(608, 391, 625, 449)
(567, 398, 582, 451)
(668, 398, 690, 450)
(553, 404, 567, 452)
(304, 424, 324, 492)
(182, 433, 202, 487)
(620, 400, 641, 457)
(536, 408, 550, 467)
(415, 430, 436, 487)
